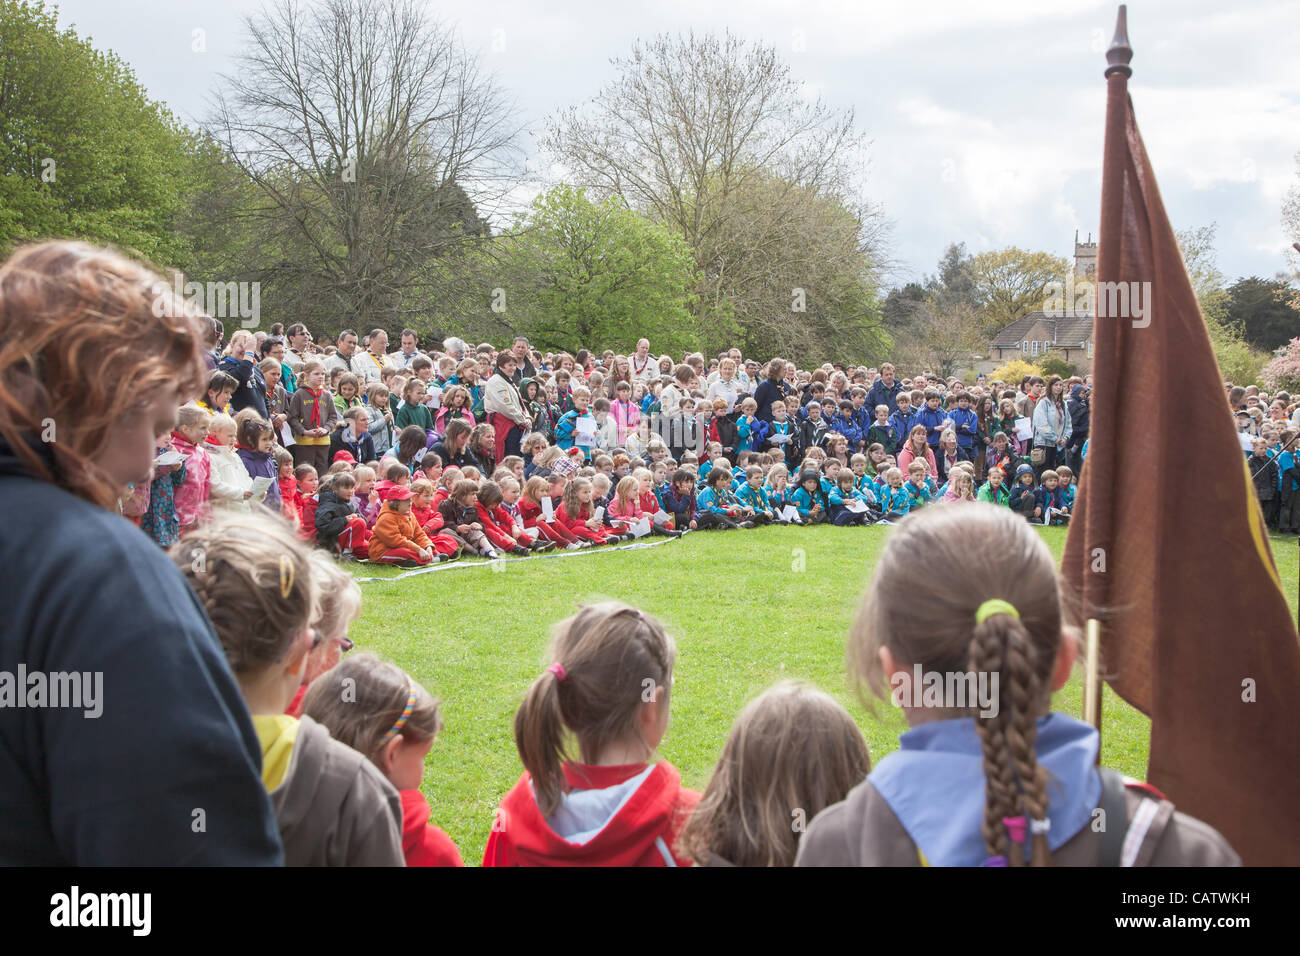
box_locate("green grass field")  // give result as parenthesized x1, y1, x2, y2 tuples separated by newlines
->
(349, 524, 1300, 864)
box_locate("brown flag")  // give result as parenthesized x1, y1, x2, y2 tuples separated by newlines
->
(1060, 7, 1300, 866)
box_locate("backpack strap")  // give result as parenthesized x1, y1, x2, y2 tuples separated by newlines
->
(1097, 768, 1128, 866)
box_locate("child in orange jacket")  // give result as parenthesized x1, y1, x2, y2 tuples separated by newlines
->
(368, 487, 436, 566)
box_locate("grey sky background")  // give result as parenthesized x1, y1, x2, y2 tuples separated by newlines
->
(52, 0, 1300, 288)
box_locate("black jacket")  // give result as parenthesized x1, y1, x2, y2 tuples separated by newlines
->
(1067, 385, 1090, 442)
(315, 487, 357, 548)
(753, 379, 788, 424)
(0, 437, 282, 864)
(1249, 455, 1278, 501)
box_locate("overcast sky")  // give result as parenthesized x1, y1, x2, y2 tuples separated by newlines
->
(53, 0, 1300, 288)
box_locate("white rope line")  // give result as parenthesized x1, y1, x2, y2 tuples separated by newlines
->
(354, 534, 679, 583)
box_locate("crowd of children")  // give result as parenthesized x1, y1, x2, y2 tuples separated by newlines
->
(125, 331, 1238, 558)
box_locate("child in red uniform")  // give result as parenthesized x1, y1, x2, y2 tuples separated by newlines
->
(519, 475, 581, 547)
(303, 654, 462, 867)
(295, 464, 320, 540)
(409, 479, 464, 559)
(477, 480, 553, 553)
(556, 476, 620, 545)
(483, 602, 699, 866)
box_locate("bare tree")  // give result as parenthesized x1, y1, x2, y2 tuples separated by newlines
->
(543, 30, 885, 356)
(206, 0, 522, 332)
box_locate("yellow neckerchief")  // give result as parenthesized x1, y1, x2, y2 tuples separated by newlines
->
(252, 713, 300, 791)
(369, 350, 387, 368)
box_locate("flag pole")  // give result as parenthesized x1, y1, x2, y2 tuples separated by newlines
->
(1083, 6, 1133, 732)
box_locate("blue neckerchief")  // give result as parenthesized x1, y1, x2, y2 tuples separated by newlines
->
(869, 713, 1101, 866)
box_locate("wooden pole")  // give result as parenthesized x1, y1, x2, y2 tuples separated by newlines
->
(1083, 618, 1102, 729)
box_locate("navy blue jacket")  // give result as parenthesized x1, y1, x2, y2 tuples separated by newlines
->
(948, 407, 978, 448)
(917, 405, 948, 447)
(865, 379, 904, 415)
(0, 437, 282, 864)
(220, 356, 269, 420)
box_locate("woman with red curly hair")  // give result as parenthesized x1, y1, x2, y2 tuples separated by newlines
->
(0, 241, 282, 865)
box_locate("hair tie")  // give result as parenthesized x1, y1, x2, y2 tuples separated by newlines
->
(382, 678, 416, 744)
(976, 599, 1020, 624)
(1030, 817, 1051, 836)
(1002, 815, 1027, 845)
(548, 662, 567, 682)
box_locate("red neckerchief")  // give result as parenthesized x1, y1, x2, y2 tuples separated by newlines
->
(632, 353, 651, 376)
(300, 386, 323, 428)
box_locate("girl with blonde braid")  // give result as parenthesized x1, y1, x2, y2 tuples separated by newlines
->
(796, 504, 1239, 867)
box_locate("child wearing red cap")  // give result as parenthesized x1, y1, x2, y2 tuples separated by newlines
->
(368, 486, 437, 566)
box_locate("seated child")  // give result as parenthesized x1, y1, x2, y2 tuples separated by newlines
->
(976, 467, 1010, 507)
(736, 465, 777, 524)
(477, 480, 550, 554)
(369, 486, 437, 566)
(438, 479, 503, 558)
(174, 513, 404, 866)
(409, 479, 464, 559)
(556, 476, 621, 545)
(315, 472, 370, 558)
(1009, 463, 1040, 520)
(295, 464, 320, 540)
(303, 654, 463, 867)
(835, 470, 875, 524)
(878, 467, 911, 522)
(696, 467, 750, 529)
(482, 602, 699, 866)
(679, 681, 870, 866)
(519, 475, 582, 548)
(275, 447, 299, 524)
(1034, 469, 1070, 525)
(904, 461, 935, 510)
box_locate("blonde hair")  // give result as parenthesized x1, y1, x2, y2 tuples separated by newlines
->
(614, 475, 639, 506)
(171, 512, 318, 677)
(847, 505, 1063, 866)
(514, 603, 675, 816)
(677, 681, 870, 866)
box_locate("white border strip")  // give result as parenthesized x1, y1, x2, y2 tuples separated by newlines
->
(354, 535, 678, 583)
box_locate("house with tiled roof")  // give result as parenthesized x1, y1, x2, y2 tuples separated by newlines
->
(989, 310, 1095, 371)
(986, 233, 1097, 372)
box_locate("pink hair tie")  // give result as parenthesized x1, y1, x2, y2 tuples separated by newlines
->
(548, 663, 567, 682)
(1002, 815, 1027, 845)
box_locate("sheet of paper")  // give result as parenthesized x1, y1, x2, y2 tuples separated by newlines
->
(631, 516, 652, 538)
(279, 422, 295, 447)
(780, 505, 800, 522)
(652, 509, 671, 525)
(592, 505, 605, 523)
(424, 387, 442, 409)
(844, 498, 868, 513)
(768, 432, 792, 444)
(541, 496, 555, 521)
(1014, 417, 1034, 442)
(575, 417, 599, 446)
(155, 450, 184, 466)
(250, 476, 274, 500)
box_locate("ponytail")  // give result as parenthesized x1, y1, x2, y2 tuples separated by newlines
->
(512, 602, 675, 818)
(514, 668, 569, 817)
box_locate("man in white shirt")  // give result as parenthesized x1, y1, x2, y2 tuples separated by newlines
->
(350, 328, 389, 383)
(630, 338, 656, 382)
(324, 329, 361, 377)
(387, 328, 423, 368)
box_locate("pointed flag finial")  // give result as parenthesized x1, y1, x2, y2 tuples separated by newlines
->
(1105, 5, 1133, 78)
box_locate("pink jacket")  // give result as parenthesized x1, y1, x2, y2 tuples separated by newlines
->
(897, 443, 937, 478)
(169, 431, 212, 528)
(607, 495, 644, 525)
(611, 399, 641, 446)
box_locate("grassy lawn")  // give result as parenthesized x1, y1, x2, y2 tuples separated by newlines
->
(350, 524, 1300, 864)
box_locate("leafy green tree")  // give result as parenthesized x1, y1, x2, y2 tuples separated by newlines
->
(492, 186, 701, 354)
(924, 243, 979, 311)
(1225, 276, 1300, 351)
(0, 0, 208, 265)
(968, 247, 1070, 334)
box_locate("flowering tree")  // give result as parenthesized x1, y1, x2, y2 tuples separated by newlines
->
(1260, 337, 1300, 393)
